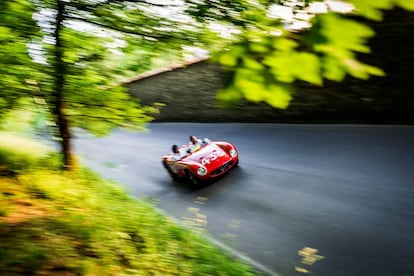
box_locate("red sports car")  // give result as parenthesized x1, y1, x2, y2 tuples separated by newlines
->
(162, 139, 239, 185)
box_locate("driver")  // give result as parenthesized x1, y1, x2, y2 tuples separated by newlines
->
(188, 135, 208, 153)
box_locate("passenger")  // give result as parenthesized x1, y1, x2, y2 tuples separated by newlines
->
(170, 144, 183, 161)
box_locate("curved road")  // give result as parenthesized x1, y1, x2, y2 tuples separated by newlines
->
(74, 123, 414, 276)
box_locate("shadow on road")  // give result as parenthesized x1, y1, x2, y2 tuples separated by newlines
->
(161, 165, 247, 193)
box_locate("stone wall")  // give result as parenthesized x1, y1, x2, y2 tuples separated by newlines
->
(126, 60, 291, 122)
(126, 9, 414, 124)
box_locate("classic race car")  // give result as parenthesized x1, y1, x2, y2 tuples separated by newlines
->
(162, 139, 238, 185)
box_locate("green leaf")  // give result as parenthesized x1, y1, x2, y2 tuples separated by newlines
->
(240, 81, 267, 102)
(219, 52, 238, 67)
(309, 13, 386, 81)
(272, 37, 298, 51)
(218, 45, 245, 67)
(216, 87, 243, 106)
(249, 42, 269, 53)
(242, 56, 264, 70)
(234, 68, 265, 100)
(292, 52, 322, 85)
(343, 59, 385, 79)
(265, 84, 292, 109)
(0, 27, 14, 40)
(264, 50, 296, 83)
(318, 14, 375, 54)
(396, 0, 414, 10)
(348, 0, 393, 20)
(322, 57, 347, 81)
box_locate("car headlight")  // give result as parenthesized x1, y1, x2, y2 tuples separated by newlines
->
(197, 166, 208, 176)
(230, 149, 237, 157)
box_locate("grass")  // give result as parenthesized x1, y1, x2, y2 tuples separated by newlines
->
(0, 133, 60, 174)
(0, 132, 260, 276)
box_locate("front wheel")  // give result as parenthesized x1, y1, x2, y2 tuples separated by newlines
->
(163, 161, 179, 181)
(185, 170, 201, 185)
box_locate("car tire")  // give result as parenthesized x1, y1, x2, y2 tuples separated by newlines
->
(186, 170, 201, 185)
(162, 161, 179, 181)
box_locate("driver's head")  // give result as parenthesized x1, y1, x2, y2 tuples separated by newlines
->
(189, 135, 198, 144)
(172, 144, 179, 153)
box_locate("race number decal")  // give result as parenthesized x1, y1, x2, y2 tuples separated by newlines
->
(201, 150, 225, 165)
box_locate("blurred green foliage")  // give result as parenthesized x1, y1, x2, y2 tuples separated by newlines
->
(1, 0, 414, 166)
(0, 98, 37, 134)
(0, 0, 40, 115)
(0, 132, 60, 174)
(184, 0, 414, 109)
(1, 0, 202, 166)
(348, 0, 414, 20)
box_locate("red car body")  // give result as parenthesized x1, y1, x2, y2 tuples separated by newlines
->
(162, 140, 239, 185)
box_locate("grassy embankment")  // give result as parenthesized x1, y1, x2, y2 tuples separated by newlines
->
(0, 132, 259, 275)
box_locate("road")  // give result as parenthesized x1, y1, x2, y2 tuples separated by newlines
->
(74, 123, 414, 276)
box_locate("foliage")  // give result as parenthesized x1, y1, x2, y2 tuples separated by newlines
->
(0, 0, 211, 167)
(2, 0, 414, 167)
(0, 0, 40, 115)
(33, 3, 172, 136)
(184, 0, 414, 109)
(0, 98, 38, 134)
(50, 27, 160, 136)
(347, 0, 414, 20)
(0, 132, 60, 174)
(0, 137, 259, 275)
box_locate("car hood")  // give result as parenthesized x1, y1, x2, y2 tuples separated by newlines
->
(181, 144, 231, 169)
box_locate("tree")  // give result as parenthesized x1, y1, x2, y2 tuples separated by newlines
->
(2, 0, 203, 169)
(2, 0, 414, 170)
(183, 0, 414, 109)
(0, 0, 40, 115)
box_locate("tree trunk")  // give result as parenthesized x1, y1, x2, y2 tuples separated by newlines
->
(54, 1, 74, 169)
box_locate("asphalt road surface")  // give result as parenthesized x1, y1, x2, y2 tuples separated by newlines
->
(74, 123, 414, 276)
